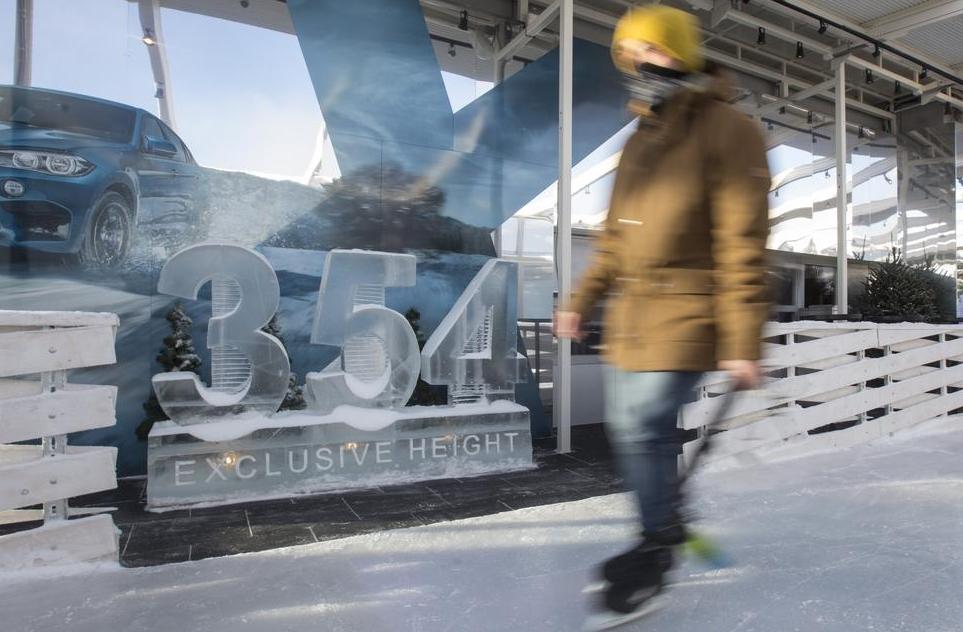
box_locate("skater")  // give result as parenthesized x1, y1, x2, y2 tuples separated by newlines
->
(553, 6, 771, 629)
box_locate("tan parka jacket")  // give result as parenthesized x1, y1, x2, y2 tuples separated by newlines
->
(569, 75, 772, 372)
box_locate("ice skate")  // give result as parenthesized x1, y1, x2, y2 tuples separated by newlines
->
(583, 546, 670, 631)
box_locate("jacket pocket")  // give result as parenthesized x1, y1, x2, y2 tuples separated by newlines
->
(641, 269, 716, 343)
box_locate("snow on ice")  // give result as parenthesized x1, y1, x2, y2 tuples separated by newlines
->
(2, 420, 962, 631)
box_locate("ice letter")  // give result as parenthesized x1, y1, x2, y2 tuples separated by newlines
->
(235, 455, 257, 479)
(174, 459, 196, 486)
(288, 449, 309, 474)
(505, 432, 519, 452)
(350, 443, 371, 466)
(265, 453, 281, 477)
(410, 438, 427, 460)
(205, 458, 228, 483)
(464, 435, 480, 456)
(376, 442, 393, 464)
(316, 447, 334, 472)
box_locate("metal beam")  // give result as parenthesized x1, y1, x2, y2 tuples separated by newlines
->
(843, 54, 924, 94)
(843, 53, 963, 111)
(703, 49, 895, 121)
(14, 0, 32, 86)
(754, 79, 836, 118)
(138, 0, 177, 129)
(760, 0, 963, 86)
(834, 61, 849, 315)
(555, 0, 572, 454)
(563, 3, 897, 122)
(864, 0, 963, 41)
(723, 8, 835, 60)
(495, 0, 560, 62)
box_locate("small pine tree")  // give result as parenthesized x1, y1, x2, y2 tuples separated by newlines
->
(281, 373, 306, 411)
(137, 303, 203, 440)
(405, 308, 446, 406)
(265, 314, 306, 411)
(858, 248, 941, 323)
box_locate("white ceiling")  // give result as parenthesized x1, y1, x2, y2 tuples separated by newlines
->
(798, 0, 963, 71)
(798, 0, 936, 25)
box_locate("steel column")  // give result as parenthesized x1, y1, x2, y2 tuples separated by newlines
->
(138, 0, 177, 129)
(554, 0, 573, 454)
(14, 0, 33, 86)
(835, 62, 849, 315)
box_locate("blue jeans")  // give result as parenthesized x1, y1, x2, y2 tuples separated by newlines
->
(605, 369, 704, 535)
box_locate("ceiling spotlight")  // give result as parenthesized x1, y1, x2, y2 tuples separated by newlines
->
(757, 27, 766, 46)
(894, 81, 902, 95)
(945, 101, 954, 116)
(873, 43, 881, 58)
(807, 111, 814, 125)
(818, 20, 828, 35)
(459, 10, 469, 31)
(796, 42, 804, 59)
(142, 28, 156, 46)
(920, 67, 928, 80)
(767, 121, 774, 131)
(866, 69, 875, 84)
(858, 126, 865, 139)
(448, 42, 456, 57)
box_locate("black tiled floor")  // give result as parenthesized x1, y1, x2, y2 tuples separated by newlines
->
(1, 423, 621, 568)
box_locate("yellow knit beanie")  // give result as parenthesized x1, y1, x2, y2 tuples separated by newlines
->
(612, 6, 703, 74)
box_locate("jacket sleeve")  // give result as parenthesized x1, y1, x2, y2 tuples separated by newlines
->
(709, 111, 772, 362)
(566, 206, 622, 319)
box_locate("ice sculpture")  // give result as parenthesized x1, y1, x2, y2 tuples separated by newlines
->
(152, 243, 290, 424)
(422, 259, 526, 404)
(306, 250, 420, 414)
(146, 247, 535, 507)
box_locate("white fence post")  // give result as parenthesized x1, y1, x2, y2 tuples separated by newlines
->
(0, 310, 120, 570)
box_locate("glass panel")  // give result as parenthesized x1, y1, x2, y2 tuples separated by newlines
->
(898, 104, 957, 272)
(766, 119, 815, 253)
(811, 125, 841, 257)
(851, 131, 899, 262)
(957, 123, 963, 317)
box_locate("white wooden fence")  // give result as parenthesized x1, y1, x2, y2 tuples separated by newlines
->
(683, 321, 963, 468)
(0, 311, 120, 570)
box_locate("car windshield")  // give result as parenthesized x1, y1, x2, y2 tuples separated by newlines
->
(0, 86, 135, 143)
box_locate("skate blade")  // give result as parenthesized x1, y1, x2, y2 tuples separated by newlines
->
(582, 595, 665, 631)
(582, 580, 607, 595)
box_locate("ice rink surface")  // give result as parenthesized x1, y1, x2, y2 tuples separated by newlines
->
(2, 421, 962, 632)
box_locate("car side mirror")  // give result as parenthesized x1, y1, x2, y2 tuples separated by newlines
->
(144, 136, 177, 158)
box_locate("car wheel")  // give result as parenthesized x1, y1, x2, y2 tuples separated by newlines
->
(78, 192, 133, 270)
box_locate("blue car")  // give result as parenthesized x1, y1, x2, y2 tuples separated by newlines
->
(0, 85, 206, 268)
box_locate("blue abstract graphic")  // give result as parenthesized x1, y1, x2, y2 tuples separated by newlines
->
(287, 0, 632, 229)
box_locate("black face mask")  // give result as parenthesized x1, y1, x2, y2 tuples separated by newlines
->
(635, 62, 690, 81)
(622, 63, 691, 106)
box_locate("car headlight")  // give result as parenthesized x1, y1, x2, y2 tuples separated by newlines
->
(1, 150, 94, 177)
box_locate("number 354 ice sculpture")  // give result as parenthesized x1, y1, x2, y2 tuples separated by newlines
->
(151, 244, 528, 424)
(146, 244, 534, 507)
